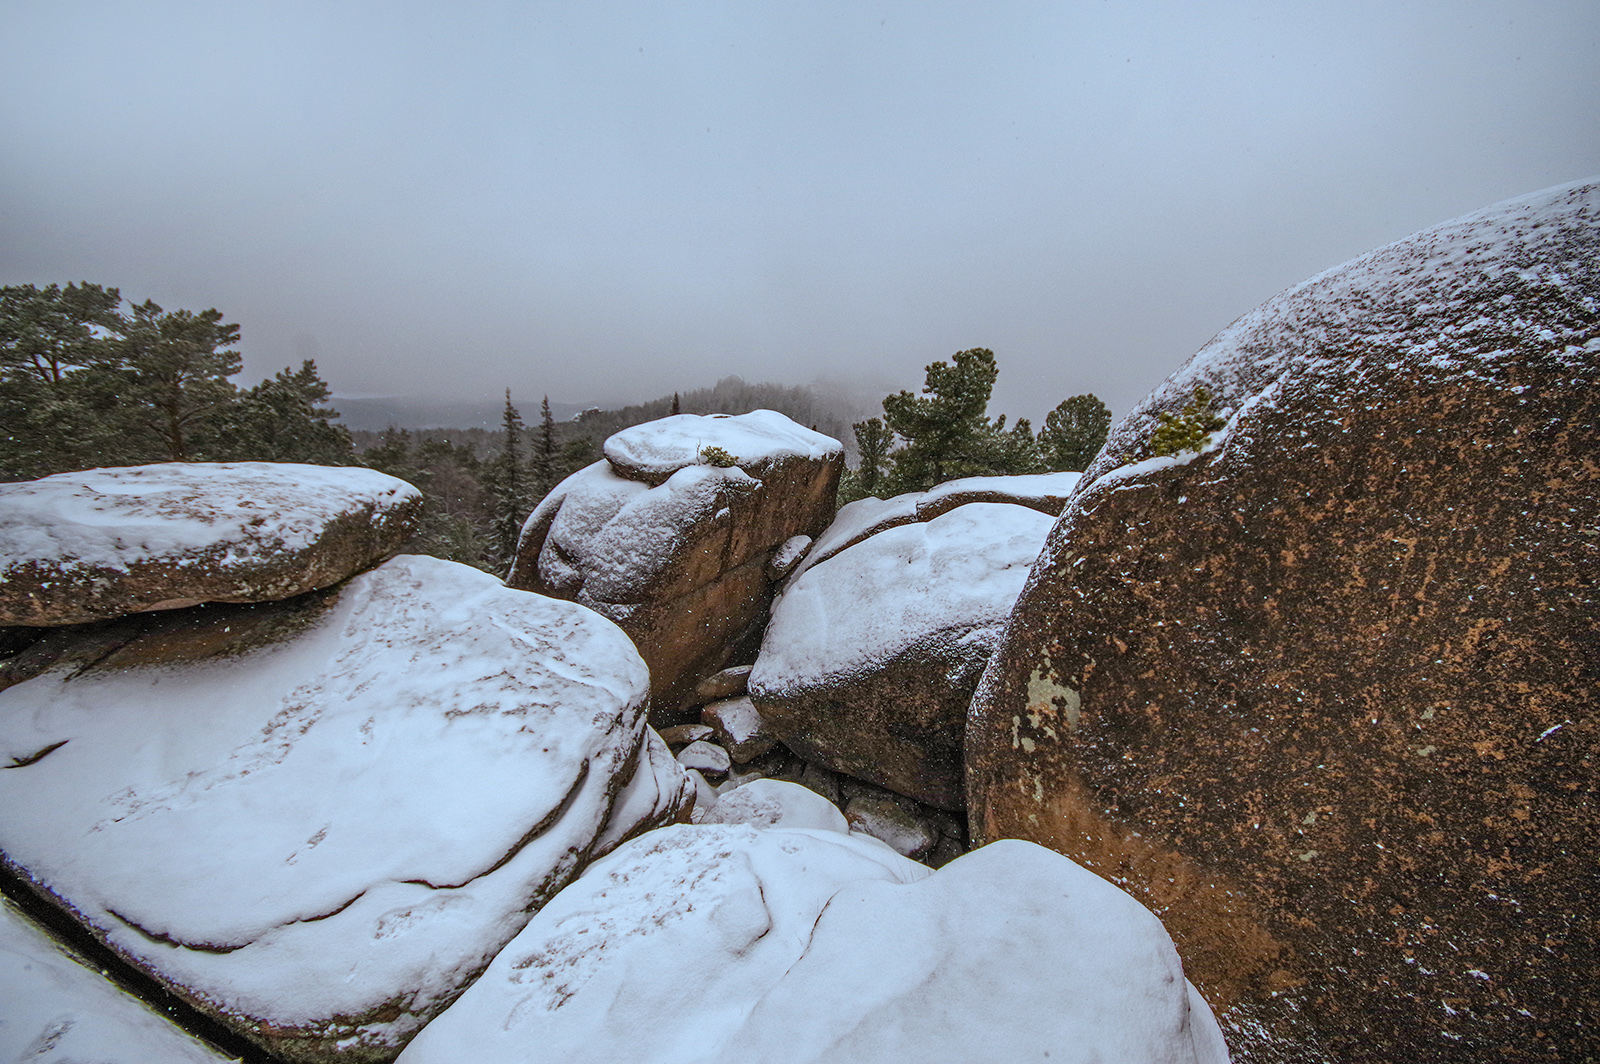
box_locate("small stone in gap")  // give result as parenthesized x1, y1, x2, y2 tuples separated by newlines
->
(766, 535, 813, 580)
(845, 794, 938, 859)
(694, 664, 752, 703)
(658, 723, 714, 748)
(701, 696, 777, 763)
(676, 740, 731, 777)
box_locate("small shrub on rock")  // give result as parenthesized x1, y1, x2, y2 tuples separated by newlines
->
(698, 444, 738, 467)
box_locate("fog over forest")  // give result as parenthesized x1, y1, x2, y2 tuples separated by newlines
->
(3, 3, 1597, 425)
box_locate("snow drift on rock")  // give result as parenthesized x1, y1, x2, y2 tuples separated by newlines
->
(603, 410, 842, 485)
(397, 825, 1227, 1064)
(0, 897, 229, 1063)
(0, 554, 689, 1058)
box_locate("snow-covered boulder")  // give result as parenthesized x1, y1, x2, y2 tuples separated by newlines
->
(0, 897, 230, 1063)
(968, 179, 1600, 1061)
(508, 412, 843, 721)
(0, 554, 691, 1061)
(0, 462, 421, 627)
(750, 501, 1054, 809)
(396, 828, 1227, 1064)
(602, 409, 839, 486)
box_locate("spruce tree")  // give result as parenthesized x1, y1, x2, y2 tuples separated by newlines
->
(530, 395, 559, 501)
(486, 390, 531, 573)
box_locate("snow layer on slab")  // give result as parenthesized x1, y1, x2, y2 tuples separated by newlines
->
(529, 459, 758, 602)
(0, 555, 677, 1054)
(1089, 177, 1599, 485)
(603, 410, 842, 485)
(916, 471, 1083, 516)
(789, 473, 1078, 583)
(698, 778, 850, 833)
(754, 502, 1055, 697)
(0, 897, 229, 1063)
(785, 494, 921, 583)
(396, 831, 1226, 1064)
(0, 461, 418, 578)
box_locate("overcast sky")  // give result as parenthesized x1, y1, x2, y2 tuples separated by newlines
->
(3, 1, 1596, 424)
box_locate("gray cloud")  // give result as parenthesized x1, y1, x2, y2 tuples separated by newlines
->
(3, 1, 1596, 424)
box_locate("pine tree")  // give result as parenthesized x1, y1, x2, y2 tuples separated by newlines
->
(1039, 393, 1112, 471)
(221, 360, 354, 464)
(851, 416, 894, 498)
(115, 300, 242, 461)
(881, 348, 1001, 494)
(981, 414, 1044, 475)
(0, 282, 125, 478)
(671, 391, 681, 414)
(1146, 386, 1226, 458)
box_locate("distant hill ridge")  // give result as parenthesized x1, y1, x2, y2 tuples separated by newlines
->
(342, 376, 875, 461)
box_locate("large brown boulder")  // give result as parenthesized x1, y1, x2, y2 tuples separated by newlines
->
(967, 179, 1599, 1062)
(0, 462, 421, 626)
(750, 499, 1055, 809)
(508, 411, 842, 722)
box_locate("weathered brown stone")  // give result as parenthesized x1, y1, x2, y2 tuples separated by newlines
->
(508, 413, 842, 723)
(694, 664, 753, 703)
(0, 463, 421, 627)
(966, 180, 1600, 1062)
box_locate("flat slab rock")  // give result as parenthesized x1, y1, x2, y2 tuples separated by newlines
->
(969, 178, 1600, 1062)
(751, 501, 1054, 808)
(0, 554, 690, 1062)
(0, 462, 422, 626)
(397, 815, 1227, 1064)
(0, 897, 229, 1063)
(602, 409, 841, 486)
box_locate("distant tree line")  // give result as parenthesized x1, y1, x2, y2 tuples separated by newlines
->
(0, 282, 353, 481)
(2, 285, 1112, 577)
(840, 348, 1111, 502)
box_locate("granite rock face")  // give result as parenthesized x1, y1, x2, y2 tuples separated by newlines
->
(0, 554, 691, 1062)
(751, 501, 1054, 809)
(508, 412, 842, 722)
(966, 179, 1600, 1062)
(0, 463, 422, 627)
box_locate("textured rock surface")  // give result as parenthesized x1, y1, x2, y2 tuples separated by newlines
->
(509, 412, 842, 721)
(0, 897, 230, 1063)
(967, 179, 1600, 1062)
(751, 501, 1054, 808)
(0, 555, 690, 1062)
(397, 827, 1226, 1064)
(0, 463, 422, 626)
